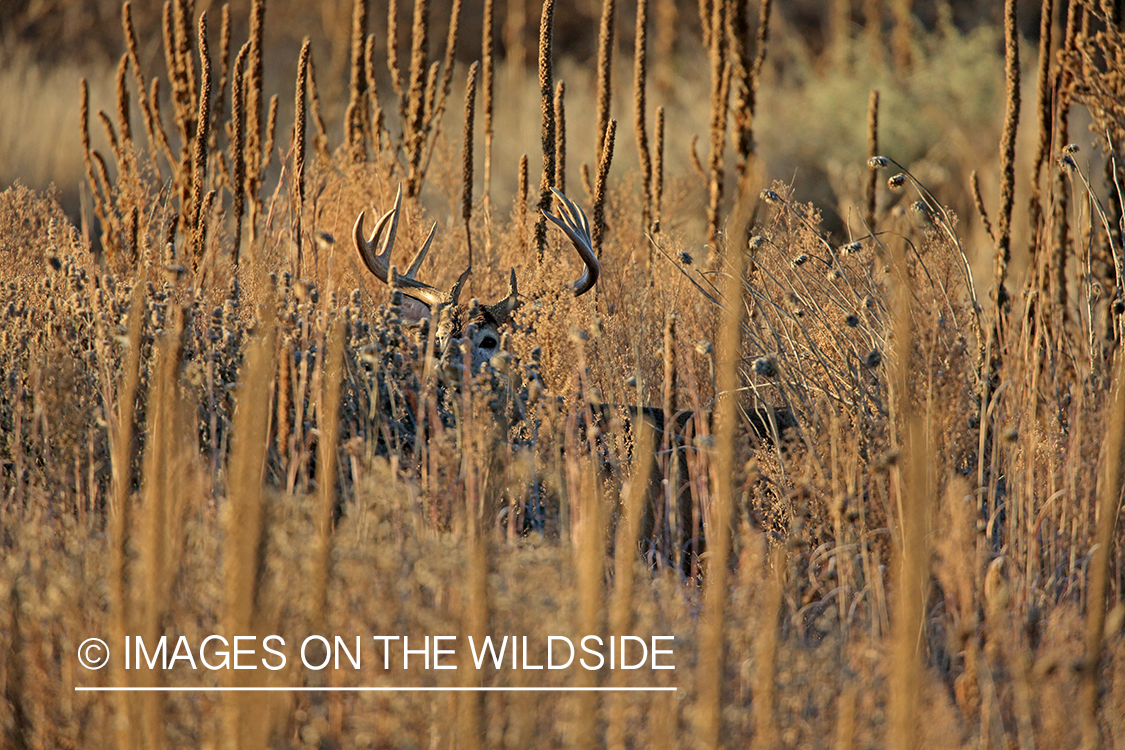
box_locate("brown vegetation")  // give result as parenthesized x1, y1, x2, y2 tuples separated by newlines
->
(2, 0, 1125, 748)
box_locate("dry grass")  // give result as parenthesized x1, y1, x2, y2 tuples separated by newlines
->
(3, 1, 1125, 748)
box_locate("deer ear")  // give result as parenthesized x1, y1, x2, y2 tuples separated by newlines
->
(398, 297, 433, 325)
(448, 267, 472, 306)
(484, 268, 520, 325)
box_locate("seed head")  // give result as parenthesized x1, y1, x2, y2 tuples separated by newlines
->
(792, 253, 809, 267)
(490, 351, 512, 372)
(748, 235, 766, 250)
(679, 250, 693, 265)
(887, 174, 906, 190)
(1062, 143, 1080, 155)
(845, 313, 860, 328)
(864, 349, 882, 368)
(868, 156, 890, 169)
(753, 356, 778, 378)
(760, 189, 781, 204)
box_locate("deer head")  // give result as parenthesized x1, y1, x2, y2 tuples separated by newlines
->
(353, 187, 599, 373)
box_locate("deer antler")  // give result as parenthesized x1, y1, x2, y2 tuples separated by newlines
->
(354, 187, 598, 327)
(542, 188, 600, 297)
(353, 185, 460, 309)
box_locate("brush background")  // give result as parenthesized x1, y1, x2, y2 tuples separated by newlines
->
(2, 0, 1125, 748)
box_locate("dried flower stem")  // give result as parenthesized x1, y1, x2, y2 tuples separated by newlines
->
(189, 12, 213, 261)
(387, 0, 403, 101)
(971, 170, 995, 244)
(595, 0, 616, 190)
(229, 43, 249, 266)
(706, 0, 729, 251)
(634, 0, 652, 231)
(482, 0, 495, 220)
(262, 94, 279, 173)
(517, 153, 529, 237)
(244, 0, 266, 238)
(307, 54, 330, 164)
(653, 105, 665, 237)
(534, 0, 558, 263)
(592, 119, 616, 256)
(81, 80, 111, 259)
(994, 0, 1020, 315)
(365, 34, 382, 154)
(405, 0, 431, 196)
(115, 55, 132, 146)
(212, 4, 231, 151)
(346, 0, 369, 161)
(122, 2, 161, 168)
(866, 89, 879, 232)
(554, 81, 566, 196)
(462, 62, 479, 267)
(293, 39, 311, 277)
(1028, 0, 1056, 244)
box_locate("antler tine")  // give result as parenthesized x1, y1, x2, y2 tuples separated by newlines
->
(352, 185, 447, 308)
(543, 188, 600, 297)
(405, 222, 438, 278)
(353, 185, 403, 281)
(551, 187, 592, 240)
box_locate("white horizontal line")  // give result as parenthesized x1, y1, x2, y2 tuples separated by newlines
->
(75, 686, 677, 693)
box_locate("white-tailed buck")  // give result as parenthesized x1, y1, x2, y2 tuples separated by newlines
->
(353, 187, 598, 372)
(353, 187, 796, 568)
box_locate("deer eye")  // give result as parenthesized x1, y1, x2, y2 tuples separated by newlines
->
(479, 335, 498, 351)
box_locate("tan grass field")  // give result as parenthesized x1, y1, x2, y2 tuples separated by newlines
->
(2, 0, 1125, 747)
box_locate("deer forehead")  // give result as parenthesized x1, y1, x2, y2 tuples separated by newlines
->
(438, 304, 505, 338)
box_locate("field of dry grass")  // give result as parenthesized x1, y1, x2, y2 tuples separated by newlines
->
(3, 0, 1125, 747)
